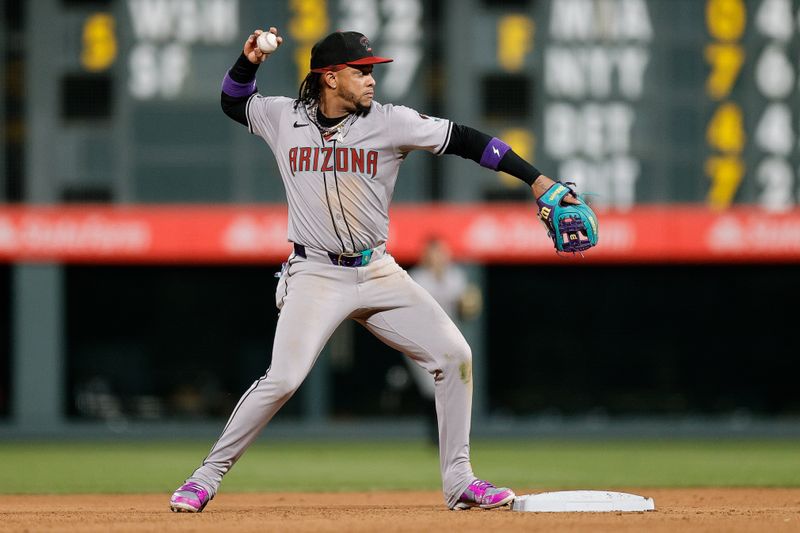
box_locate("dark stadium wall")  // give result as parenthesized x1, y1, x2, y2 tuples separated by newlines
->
(486, 264, 800, 417)
(0, 266, 9, 418)
(56, 263, 800, 421)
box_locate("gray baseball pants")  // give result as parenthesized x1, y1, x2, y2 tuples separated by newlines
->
(188, 247, 476, 508)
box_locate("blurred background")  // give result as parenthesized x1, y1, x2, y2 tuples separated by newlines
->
(1, 0, 799, 440)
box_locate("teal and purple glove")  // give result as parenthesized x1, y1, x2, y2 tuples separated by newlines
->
(536, 182, 599, 253)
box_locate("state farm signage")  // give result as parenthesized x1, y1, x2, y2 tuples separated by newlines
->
(0, 213, 151, 256)
(0, 204, 799, 264)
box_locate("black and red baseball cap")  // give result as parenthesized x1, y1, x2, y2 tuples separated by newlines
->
(310, 31, 393, 73)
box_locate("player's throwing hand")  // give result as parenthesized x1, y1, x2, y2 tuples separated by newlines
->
(244, 27, 282, 64)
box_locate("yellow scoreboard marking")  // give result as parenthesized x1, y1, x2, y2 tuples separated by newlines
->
(290, 0, 329, 84)
(81, 13, 117, 72)
(497, 15, 534, 73)
(704, 0, 747, 209)
(704, 43, 745, 100)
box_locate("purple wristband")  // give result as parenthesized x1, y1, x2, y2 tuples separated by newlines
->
(222, 72, 256, 98)
(479, 138, 511, 170)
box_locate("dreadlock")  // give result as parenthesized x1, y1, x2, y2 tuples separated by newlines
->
(294, 72, 322, 109)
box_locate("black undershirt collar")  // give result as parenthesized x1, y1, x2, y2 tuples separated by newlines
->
(316, 108, 349, 128)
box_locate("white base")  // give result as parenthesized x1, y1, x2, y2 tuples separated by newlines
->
(511, 490, 655, 512)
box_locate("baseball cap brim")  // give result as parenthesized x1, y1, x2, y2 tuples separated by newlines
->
(346, 56, 393, 66)
(311, 56, 394, 73)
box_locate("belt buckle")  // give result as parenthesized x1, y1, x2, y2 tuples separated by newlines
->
(360, 249, 373, 265)
(334, 249, 373, 267)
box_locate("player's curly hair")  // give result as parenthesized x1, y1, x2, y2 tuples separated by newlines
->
(294, 72, 322, 109)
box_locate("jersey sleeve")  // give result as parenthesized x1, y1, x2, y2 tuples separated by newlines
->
(388, 105, 453, 155)
(246, 95, 293, 143)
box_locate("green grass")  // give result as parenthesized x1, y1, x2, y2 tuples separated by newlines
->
(1, 439, 799, 494)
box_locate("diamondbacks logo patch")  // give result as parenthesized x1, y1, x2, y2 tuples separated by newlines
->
(359, 35, 372, 52)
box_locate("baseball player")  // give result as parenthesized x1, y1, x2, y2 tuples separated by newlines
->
(170, 27, 575, 513)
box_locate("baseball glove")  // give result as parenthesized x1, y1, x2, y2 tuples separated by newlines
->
(536, 182, 599, 254)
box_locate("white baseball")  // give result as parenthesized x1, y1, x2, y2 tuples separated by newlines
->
(257, 32, 278, 54)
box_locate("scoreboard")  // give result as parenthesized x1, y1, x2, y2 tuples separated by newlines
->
(32, 0, 432, 203)
(29, 0, 800, 210)
(443, 0, 800, 210)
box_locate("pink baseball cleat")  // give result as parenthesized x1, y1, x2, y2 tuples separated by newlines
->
(169, 481, 212, 513)
(453, 479, 516, 510)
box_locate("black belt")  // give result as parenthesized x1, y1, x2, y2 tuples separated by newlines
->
(293, 243, 374, 267)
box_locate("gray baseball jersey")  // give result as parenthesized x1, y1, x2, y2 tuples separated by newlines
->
(247, 96, 452, 252)
(183, 96, 479, 509)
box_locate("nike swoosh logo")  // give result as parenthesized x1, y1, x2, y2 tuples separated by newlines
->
(293, 122, 309, 128)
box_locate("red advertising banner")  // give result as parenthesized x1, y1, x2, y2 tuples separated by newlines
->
(1, 204, 800, 264)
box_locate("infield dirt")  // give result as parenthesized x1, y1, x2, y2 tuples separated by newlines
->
(1, 488, 798, 532)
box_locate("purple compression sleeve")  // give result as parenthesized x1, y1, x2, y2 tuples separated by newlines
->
(222, 72, 256, 98)
(479, 138, 512, 170)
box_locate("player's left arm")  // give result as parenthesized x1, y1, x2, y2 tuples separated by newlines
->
(444, 124, 577, 203)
